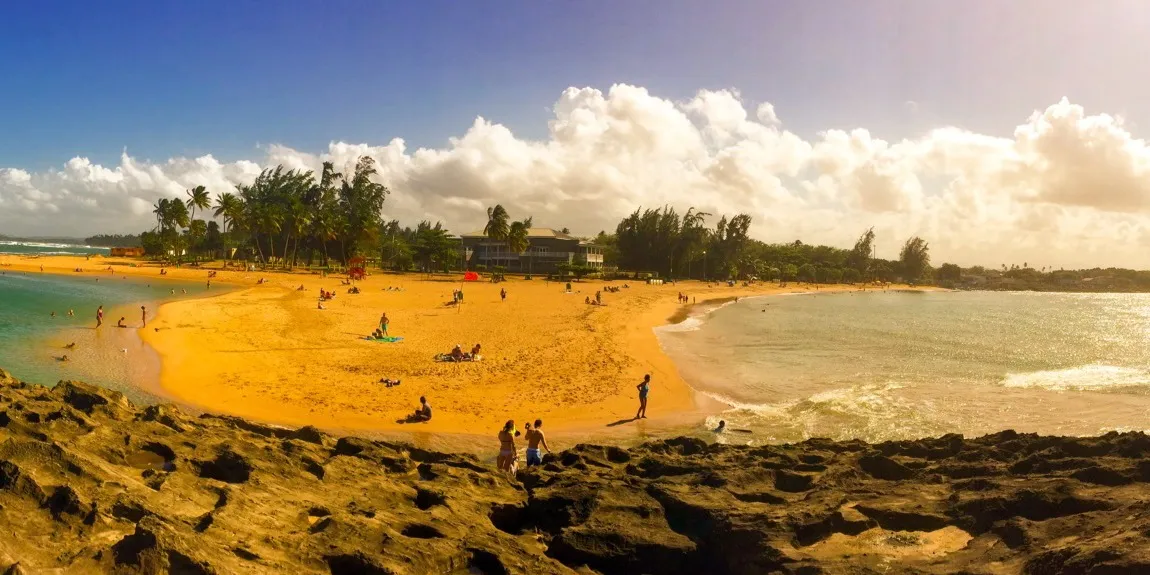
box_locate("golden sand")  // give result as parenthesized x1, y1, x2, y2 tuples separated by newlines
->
(1, 253, 892, 437)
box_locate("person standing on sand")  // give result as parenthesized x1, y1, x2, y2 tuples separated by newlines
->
(379, 313, 389, 336)
(141, 306, 147, 328)
(525, 419, 551, 467)
(96, 305, 104, 328)
(635, 374, 651, 419)
(500, 288, 506, 302)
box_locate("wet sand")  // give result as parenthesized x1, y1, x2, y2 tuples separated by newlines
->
(2, 253, 903, 439)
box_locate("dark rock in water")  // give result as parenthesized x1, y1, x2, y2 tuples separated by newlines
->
(0, 374, 1147, 574)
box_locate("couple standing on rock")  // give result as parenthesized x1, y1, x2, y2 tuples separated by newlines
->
(497, 419, 551, 474)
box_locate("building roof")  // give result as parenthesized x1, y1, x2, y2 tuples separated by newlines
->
(460, 227, 578, 240)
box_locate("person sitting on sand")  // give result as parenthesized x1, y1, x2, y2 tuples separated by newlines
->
(160, 268, 167, 275)
(497, 420, 520, 474)
(379, 378, 401, 388)
(585, 296, 591, 304)
(57, 355, 69, 362)
(317, 300, 325, 310)
(413, 396, 431, 421)
(468, 343, 482, 361)
(117, 317, 126, 328)
(450, 344, 464, 362)
(297, 284, 305, 291)
(64, 342, 76, 350)
(525, 419, 551, 467)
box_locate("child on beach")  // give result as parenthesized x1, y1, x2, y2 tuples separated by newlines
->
(96, 306, 103, 328)
(635, 374, 651, 419)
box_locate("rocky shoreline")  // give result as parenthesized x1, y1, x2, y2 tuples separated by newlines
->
(0, 370, 1147, 574)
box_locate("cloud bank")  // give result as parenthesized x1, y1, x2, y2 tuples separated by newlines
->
(2, 85, 1149, 268)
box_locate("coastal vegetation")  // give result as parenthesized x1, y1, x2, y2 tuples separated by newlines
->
(84, 234, 142, 247)
(115, 167, 1150, 292)
(139, 157, 389, 267)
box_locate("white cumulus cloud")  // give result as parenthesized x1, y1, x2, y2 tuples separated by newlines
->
(1, 85, 1149, 269)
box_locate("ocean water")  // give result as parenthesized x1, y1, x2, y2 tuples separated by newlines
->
(658, 290, 1150, 444)
(0, 271, 207, 403)
(0, 240, 109, 257)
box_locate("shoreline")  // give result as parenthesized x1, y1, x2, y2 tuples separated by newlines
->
(1, 253, 933, 449)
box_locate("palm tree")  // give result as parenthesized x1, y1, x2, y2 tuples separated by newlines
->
(287, 200, 312, 269)
(185, 185, 210, 222)
(187, 219, 207, 261)
(483, 204, 510, 269)
(681, 207, 710, 279)
(152, 198, 169, 232)
(507, 216, 532, 273)
(213, 192, 240, 233)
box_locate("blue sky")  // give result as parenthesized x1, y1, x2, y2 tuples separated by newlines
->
(3, 0, 1147, 171)
(4, 1, 1150, 268)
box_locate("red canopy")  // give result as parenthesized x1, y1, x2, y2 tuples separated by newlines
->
(463, 271, 480, 281)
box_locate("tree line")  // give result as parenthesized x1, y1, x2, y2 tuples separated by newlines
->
(84, 234, 142, 248)
(139, 157, 388, 267)
(592, 206, 933, 283)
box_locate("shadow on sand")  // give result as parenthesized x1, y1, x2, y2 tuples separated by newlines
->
(605, 418, 637, 427)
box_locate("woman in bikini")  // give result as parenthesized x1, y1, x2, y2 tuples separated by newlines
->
(497, 420, 520, 475)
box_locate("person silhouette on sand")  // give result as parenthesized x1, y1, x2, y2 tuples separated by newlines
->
(635, 374, 651, 419)
(96, 306, 104, 328)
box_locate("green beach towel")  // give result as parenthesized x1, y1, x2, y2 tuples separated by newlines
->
(365, 336, 404, 343)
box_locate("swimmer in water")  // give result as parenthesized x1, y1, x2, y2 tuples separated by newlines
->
(713, 420, 726, 433)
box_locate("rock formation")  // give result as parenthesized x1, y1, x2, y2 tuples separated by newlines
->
(0, 368, 1147, 573)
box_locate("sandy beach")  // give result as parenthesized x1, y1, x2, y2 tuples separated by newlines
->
(1, 253, 897, 438)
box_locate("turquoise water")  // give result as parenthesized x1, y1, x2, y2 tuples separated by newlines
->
(659, 291, 1150, 443)
(0, 240, 109, 256)
(0, 271, 206, 403)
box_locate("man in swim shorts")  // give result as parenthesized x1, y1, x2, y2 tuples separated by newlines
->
(525, 419, 550, 467)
